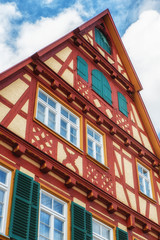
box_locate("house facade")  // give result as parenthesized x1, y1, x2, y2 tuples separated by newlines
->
(0, 9, 160, 240)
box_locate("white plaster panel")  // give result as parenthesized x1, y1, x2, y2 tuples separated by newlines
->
(0, 103, 10, 122)
(8, 114, 27, 139)
(1, 78, 28, 104)
(124, 158, 134, 188)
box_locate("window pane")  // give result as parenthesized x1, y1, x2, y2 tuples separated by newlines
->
(48, 98, 56, 108)
(61, 108, 68, 118)
(54, 218, 63, 240)
(40, 211, 50, 239)
(48, 111, 55, 130)
(39, 236, 48, 240)
(70, 127, 77, 145)
(70, 127, 77, 136)
(93, 221, 100, 234)
(145, 180, 151, 197)
(0, 190, 4, 203)
(69, 114, 77, 124)
(95, 133, 100, 142)
(138, 165, 142, 174)
(0, 203, 3, 216)
(0, 170, 6, 184)
(88, 139, 93, 157)
(40, 211, 50, 225)
(54, 200, 63, 215)
(60, 119, 67, 138)
(37, 103, 45, 123)
(39, 91, 47, 102)
(143, 169, 149, 178)
(40, 223, 50, 238)
(102, 226, 110, 239)
(54, 231, 63, 240)
(54, 218, 63, 231)
(87, 128, 93, 137)
(96, 145, 101, 154)
(88, 139, 93, 148)
(139, 176, 144, 193)
(41, 193, 52, 209)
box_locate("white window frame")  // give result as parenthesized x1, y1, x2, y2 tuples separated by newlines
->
(0, 165, 11, 234)
(87, 125, 104, 164)
(138, 163, 152, 198)
(93, 218, 113, 240)
(36, 89, 80, 148)
(38, 190, 67, 240)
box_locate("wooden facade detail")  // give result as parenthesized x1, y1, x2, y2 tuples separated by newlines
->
(0, 8, 160, 240)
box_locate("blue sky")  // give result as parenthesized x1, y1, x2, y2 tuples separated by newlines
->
(1, 0, 160, 138)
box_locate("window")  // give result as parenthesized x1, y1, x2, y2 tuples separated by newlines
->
(93, 219, 113, 240)
(87, 125, 104, 164)
(77, 56, 88, 82)
(138, 163, 152, 198)
(117, 92, 128, 117)
(92, 69, 112, 105)
(9, 170, 40, 240)
(36, 89, 80, 147)
(95, 28, 111, 54)
(0, 165, 11, 234)
(39, 190, 67, 240)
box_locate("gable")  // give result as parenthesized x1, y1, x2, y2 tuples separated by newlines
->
(0, 9, 159, 159)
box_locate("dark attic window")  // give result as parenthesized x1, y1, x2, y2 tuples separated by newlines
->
(95, 27, 111, 55)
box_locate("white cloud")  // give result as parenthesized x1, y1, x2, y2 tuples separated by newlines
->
(122, 10, 160, 135)
(0, 1, 88, 73)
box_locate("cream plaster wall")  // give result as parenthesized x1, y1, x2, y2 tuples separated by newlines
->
(57, 142, 67, 163)
(73, 197, 86, 208)
(75, 156, 83, 176)
(149, 204, 158, 223)
(139, 196, 146, 216)
(8, 114, 27, 139)
(61, 69, 74, 86)
(124, 158, 134, 188)
(132, 125, 142, 143)
(127, 189, 137, 211)
(23, 74, 31, 82)
(115, 151, 122, 174)
(20, 167, 35, 179)
(1, 78, 28, 104)
(94, 99, 101, 108)
(0, 103, 10, 122)
(45, 57, 62, 73)
(140, 132, 153, 153)
(131, 103, 144, 130)
(21, 100, 29, 114)
(116, 182, 128, 205)
(56, 47, 72, 62)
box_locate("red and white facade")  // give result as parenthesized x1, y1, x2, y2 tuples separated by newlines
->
(0, 9, 160, 240)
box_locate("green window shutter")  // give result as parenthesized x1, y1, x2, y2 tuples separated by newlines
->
(71, 202, 92, 240)
(116, 227, 128, 240)
(92, 69, 112, 105)
(92, 69, 102, 96)
(9, 170, 40, 240)
(118, 92, 128, 117)
(95, 28, 111, 54)
(29, 181, 40, 240)
(86, 211, 92, 240)
(77, 56, 88, 82)
(102, 74, 112, 105)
